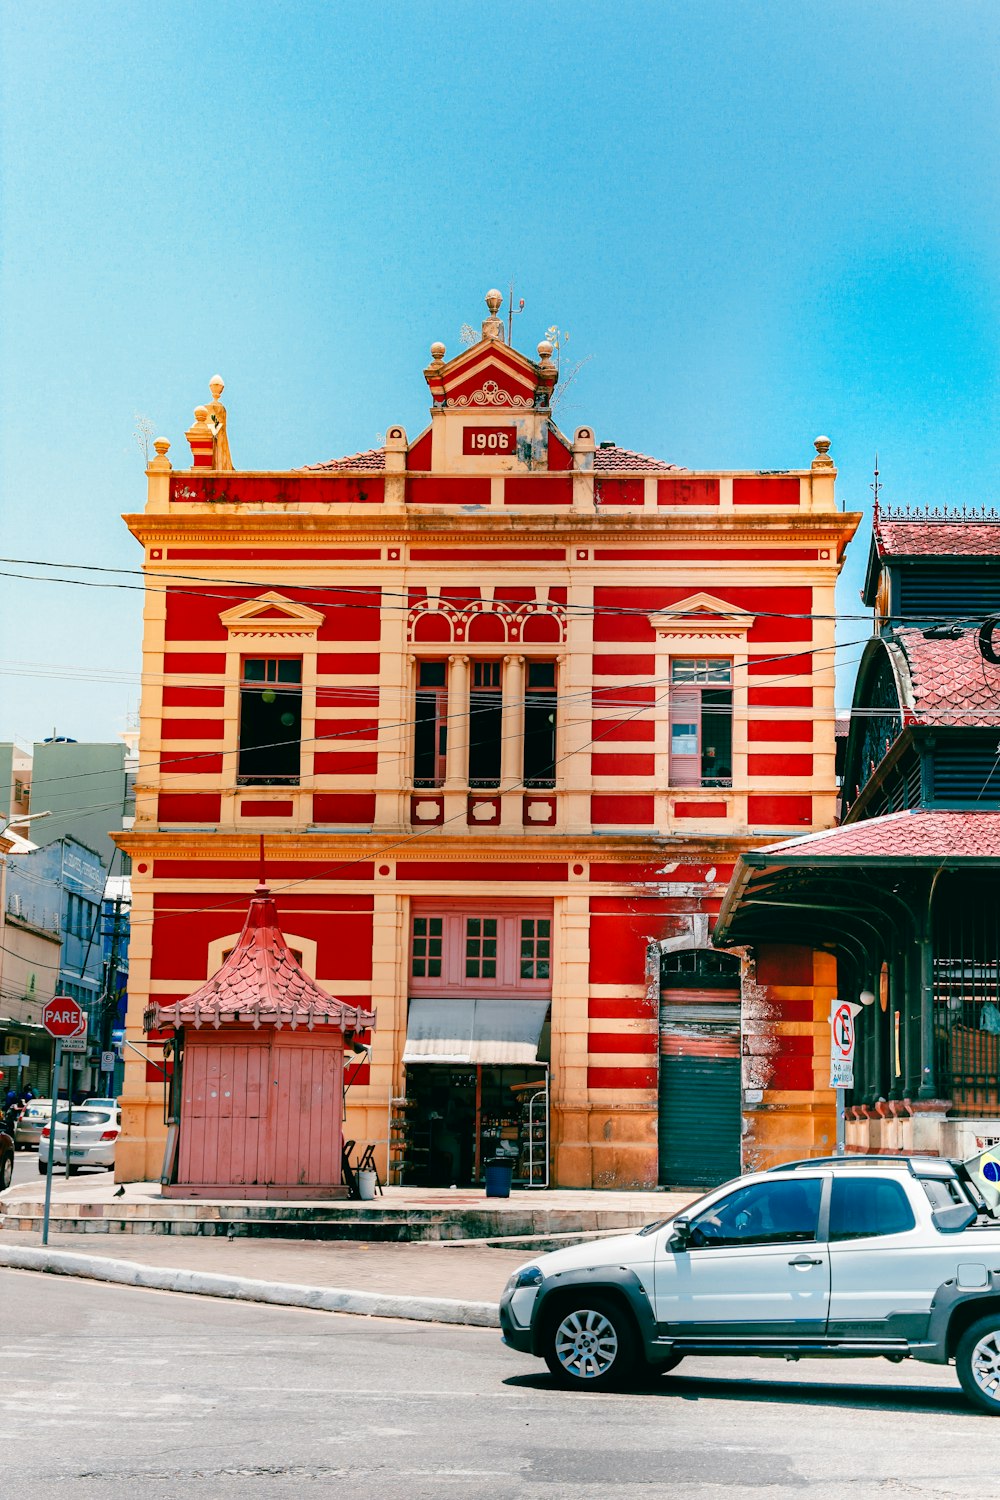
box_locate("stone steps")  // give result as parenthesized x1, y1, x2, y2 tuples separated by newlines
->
(0, 1199, 654, 1241)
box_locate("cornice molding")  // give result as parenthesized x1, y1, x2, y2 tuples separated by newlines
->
(114, 829, 783, 862)
(125, 512, 863, 549)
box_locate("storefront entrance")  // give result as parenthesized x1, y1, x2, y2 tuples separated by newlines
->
(394, 1064, 549, 1187)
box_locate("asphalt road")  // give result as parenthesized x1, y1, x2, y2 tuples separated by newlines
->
(3, 1269, 996, 1500)
(9, 1150, 111, 1189)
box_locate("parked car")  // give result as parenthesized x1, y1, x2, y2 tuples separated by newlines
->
(14, 1098, 52, 1150)
(82, 1098, 118, 1110)
(0, 1126, 13, 1190)
(38, 1106, 121, 1174)
(500, 1155, 1000, 1415)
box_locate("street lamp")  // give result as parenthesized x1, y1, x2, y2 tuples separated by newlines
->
(0, 809, 52, 837)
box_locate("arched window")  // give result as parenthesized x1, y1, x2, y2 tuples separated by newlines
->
(660, 948, 740, 990)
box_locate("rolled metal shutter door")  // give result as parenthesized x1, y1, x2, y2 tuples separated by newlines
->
(658, 989, 741, 1189)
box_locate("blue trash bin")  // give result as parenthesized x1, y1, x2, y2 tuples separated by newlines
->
(484, 1157, 514, 1198)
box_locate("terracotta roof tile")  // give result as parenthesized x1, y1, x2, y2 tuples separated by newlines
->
(763, 809, 1000, 860)
(896, 627, 1000, 727)
(301, 448, 386, 473)
(302, 444, 684, 474)
(593, 447, 683, 472)
(145, 885, 376, 1032)
(874, 515, 1000, 558)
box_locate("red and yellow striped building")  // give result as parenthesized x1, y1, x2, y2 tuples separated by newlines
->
(116, 294, 860, 1189)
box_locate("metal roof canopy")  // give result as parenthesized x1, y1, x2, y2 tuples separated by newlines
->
(714, 831, 1000, 953)
(403, 997, 550, 1066)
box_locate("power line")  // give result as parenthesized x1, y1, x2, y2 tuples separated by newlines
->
(5, 638, 875, 798)
(3, 554, 999, 631)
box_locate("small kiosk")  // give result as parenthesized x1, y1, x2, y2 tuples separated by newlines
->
(145, 880, 374, 1199)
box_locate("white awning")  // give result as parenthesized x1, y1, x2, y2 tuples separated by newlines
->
(403, 998, 549, 1066)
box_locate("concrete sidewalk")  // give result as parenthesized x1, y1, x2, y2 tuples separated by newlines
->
(0, 1228, 531, 1303)
(0, 1187, 694, 1328)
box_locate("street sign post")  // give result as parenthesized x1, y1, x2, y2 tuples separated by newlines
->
(40, 1038, 62, 1247)
(60, 1026, 88, 1054)
(42, 995, 87, 1212)
(830, 1001, 856, 1090)
(830, 1000, 861, 1156)
(42, 996, 85, 1039)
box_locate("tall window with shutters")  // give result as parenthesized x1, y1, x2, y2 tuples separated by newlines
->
(413, 661, 448, 788)
(469, 661, 503, 788)
(523, 661, 557, 787)
(238, 657, 303, 784)
(669, 658, 733, 788)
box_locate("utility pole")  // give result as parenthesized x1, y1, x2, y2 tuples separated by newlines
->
(100, 894, 126, 1090)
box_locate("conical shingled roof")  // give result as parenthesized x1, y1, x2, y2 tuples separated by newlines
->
(144, 885, 376, 1034)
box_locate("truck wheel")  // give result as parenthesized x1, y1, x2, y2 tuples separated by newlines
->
(543, 1297, 638, 1390)
(956, 1316, 1000, 1414)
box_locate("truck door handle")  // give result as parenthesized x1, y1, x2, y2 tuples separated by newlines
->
(788, 1255, 823, 1267)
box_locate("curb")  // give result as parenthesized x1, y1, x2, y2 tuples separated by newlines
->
(0, 1244, 501, 1328)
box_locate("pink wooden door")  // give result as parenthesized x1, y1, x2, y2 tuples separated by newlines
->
(177, 1039, 269, 1185)
(262, 1034, 343, 1189)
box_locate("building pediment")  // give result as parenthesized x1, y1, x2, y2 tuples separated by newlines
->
(648, 593, 755, 639)
(425, 339, 554, 410)
(423, 291, 557, 410)
(219, 591, 324, 637)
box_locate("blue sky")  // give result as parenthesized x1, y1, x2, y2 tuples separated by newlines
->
(1, 0, 997, 746)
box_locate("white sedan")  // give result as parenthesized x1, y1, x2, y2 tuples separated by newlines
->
(38, 1106, 121, 1174)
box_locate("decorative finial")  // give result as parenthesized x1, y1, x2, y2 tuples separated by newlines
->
(871, 452, 881, 513)
(537, 339, 554, 367)
(812, 434, 835, 471)
(481, 289, 505, 342)
(430, 341, 446, 363)
(209, 374, 225, 401)
(149, 436, 172, 473)
(258, 833, 267, 890)
(194, 405, 209, 423)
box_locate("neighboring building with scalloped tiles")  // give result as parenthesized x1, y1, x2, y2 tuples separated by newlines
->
(718, 507, 1000, 1162)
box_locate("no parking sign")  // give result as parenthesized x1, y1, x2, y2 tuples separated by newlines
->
(830, 1000, 856, 1090)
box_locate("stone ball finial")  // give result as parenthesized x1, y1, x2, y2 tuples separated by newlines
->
(485, 288, 504, 315)
(537, 339, 554, 361)
(209, 375, 225, 401)
(430, 341, 446, 361)
(194, 405, 209, 423)
(812, 434, 835, 471)
(153, 438, 170, 457)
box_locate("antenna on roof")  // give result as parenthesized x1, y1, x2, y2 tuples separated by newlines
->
(871, 453, 881, 515)
(507, 279, 525, 345)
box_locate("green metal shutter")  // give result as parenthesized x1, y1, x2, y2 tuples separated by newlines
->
(657, 1055, 742, 1189)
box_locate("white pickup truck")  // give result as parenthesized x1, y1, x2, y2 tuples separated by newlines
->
(500, 1154, 1000, 1414)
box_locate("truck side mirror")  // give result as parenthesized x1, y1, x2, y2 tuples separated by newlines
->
(668, 1215, 692, 1251)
